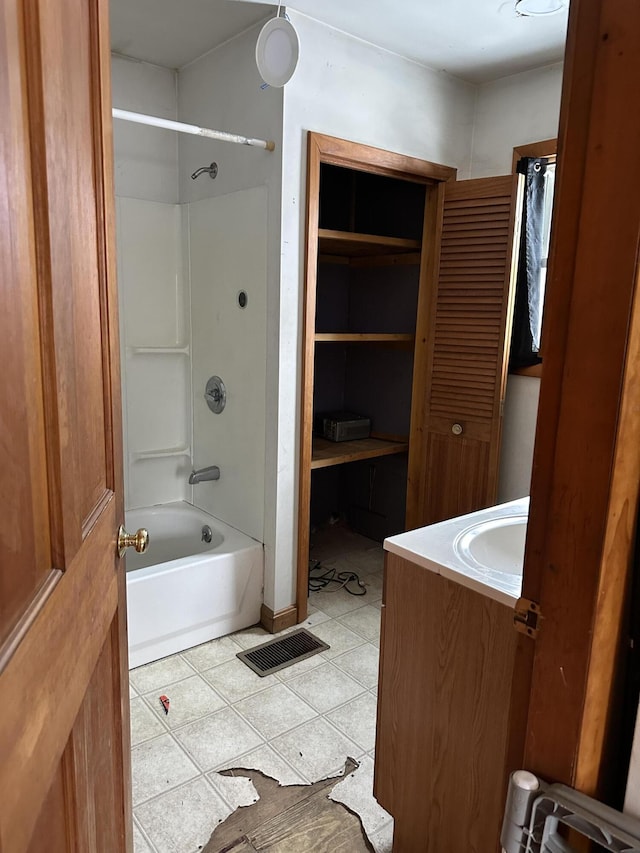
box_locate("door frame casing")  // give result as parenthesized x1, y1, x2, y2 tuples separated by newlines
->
(520, 0, 640, 795)
(295, 133, 456, 622)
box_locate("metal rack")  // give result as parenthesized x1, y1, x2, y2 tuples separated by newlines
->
(502, 771, 640, 852)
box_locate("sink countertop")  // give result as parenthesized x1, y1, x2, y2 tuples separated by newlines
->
(384, 497, 529, 607)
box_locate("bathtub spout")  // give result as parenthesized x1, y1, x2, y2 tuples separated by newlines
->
(189, 466, 220, 484)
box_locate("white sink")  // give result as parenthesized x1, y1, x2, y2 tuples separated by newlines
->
(454, 515, 528, 575)
(384, 497, 529, 605)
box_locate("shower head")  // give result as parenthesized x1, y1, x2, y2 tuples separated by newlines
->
(191, 162, 218, 180)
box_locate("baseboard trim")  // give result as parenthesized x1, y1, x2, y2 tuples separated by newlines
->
(260, 604, 298, 634)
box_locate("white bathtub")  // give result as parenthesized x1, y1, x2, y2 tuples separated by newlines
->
(125, 501, 263, 668)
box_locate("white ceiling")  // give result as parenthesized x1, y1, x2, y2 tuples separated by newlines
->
(109, 0, 568, 83)
(109, 0, 272, 70)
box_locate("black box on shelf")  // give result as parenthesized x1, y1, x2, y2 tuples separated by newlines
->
(314, 411, 371, 442)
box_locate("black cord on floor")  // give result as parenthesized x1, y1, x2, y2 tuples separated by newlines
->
(308, 560, 367, 596)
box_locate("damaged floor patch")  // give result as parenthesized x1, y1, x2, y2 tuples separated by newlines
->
(203, 759, 376, 853)
(208, 773, 260, 810)
(329, 756, 393, 853)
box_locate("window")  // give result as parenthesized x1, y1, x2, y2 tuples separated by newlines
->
(509, 141, 557, 375)
(533, 161, 556, 350)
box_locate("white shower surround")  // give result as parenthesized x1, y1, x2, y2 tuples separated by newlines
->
(113, 55, 270, 668)
(188, 187, 268, 544)
(113, 53, 270, 537)
(116, 197, 192, 511)
(116, 188, 268, 667)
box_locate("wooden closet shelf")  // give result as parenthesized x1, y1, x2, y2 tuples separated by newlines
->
(315, 332, 415, 344)
(318, 228, 421, 257)
(311, 436, 409, 469)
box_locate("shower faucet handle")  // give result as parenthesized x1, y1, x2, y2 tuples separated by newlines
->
(204, 376, 226, 413)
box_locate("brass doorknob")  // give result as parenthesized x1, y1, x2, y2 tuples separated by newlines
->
(117, 525, 149, 558)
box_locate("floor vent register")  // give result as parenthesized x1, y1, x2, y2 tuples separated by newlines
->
(237, 628, 329, 676)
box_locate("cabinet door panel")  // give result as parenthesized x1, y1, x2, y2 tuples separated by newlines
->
(374, 553, 520, 852)
(422, 432, 491, 523)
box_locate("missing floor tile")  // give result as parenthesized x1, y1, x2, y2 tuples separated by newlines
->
(202, 759, 375, 853)
(236, 628, 329, 677)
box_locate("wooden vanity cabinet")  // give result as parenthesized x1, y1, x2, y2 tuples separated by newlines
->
(374, 552, 531, 852)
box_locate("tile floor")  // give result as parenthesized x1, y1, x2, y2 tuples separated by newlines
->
(130, 526, 392, 853)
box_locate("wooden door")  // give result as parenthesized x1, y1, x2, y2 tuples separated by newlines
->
(517, 0, 640, 797)
(406, 175, 523, 529)
(0, 0, 131, 851)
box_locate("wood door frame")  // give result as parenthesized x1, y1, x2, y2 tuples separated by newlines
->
(511, 138, 558, 173)
(295, 133, 456, 622)
(94, 0, 132, 839)
(518, 0, 640, 796)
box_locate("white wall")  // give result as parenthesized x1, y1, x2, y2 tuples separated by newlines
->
(112, 57, 191, 510)
(177, 22, 281, 206)
(269, 12, 478, 611)
(188, 188, 267, 542)
(498, 375, 541, 501)
(470, 63, 564, 503)
(470, 62, 564, 178)
(111, 55, 178, 203)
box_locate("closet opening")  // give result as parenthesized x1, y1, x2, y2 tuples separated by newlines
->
(297, 134, 457, 620)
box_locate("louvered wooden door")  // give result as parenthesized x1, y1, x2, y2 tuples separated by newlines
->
(408, 175, 522, 528)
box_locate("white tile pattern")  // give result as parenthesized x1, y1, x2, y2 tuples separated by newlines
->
(332, 643, 380, 688)
(144, 675, 226, 729)
(329, 756, 392, 841)
(215, 743, 306, 786)
(130, 654, 195, 695)
(203, 657, 277, 704)
(309, 589, 369, 618)
(174, 706, 263, 771)
(233, 682, 317, 739)
(327, 692, 378, 752)
(130, 697, 166, 746)
(131, 734, 199, 806)
(135, 777, 231, 853)
(337, 604, 382, 642)
(270, 717, 363, 782)
(132, 820, 154, 853)
(182, 634, 243, 671)
(207, 772, 260, 808)
(129, 536, 392, 851)
(306, 619, 368, 659)
(288, 662, 364, 714)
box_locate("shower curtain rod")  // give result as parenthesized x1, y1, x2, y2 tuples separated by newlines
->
(112, 108, 276, 152)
